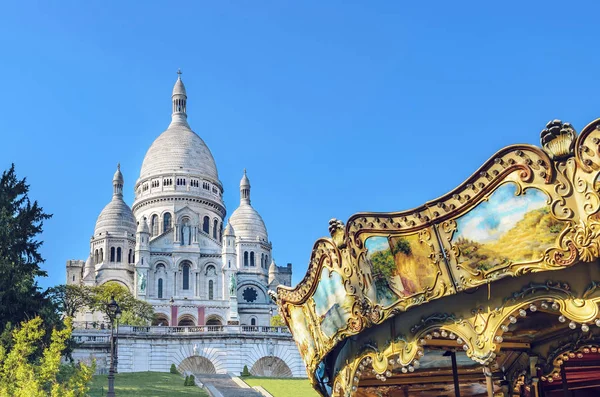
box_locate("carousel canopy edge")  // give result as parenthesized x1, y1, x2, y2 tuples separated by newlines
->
(274, 117, 600, 383)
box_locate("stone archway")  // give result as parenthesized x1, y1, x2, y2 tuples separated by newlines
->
(250, 356, 293, 377)
(178, 356, 217, 374)
(152, 314, 169, 326)
(205, 315, 223, 326)
(178, 314, 196, 326)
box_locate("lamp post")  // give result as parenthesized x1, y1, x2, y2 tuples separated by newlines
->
(269, 307, 273, 332)
(114, 306, 121, 374)
(107, 296, 120, 397)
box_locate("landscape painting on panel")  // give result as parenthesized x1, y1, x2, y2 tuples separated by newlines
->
(452, 182, 565, 272)
(363, 233, 437, 307)
(313, 269, 352, 338)
(288, 305, 316, 361)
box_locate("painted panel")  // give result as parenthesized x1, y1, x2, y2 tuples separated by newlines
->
(452, 182, 565, 273)
(313, 269, 352, 338)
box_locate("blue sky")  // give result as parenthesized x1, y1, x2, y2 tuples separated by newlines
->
(1, 1, 599, 289)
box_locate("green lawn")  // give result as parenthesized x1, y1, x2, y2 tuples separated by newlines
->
(88, 372, 208, 397)
(243, 376, 319, 397)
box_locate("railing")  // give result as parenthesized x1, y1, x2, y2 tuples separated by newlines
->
(72, 324, 291, 336)
(73, 334, 110, 344)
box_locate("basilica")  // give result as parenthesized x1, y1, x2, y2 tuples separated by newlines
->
(66, 72, 292, 328)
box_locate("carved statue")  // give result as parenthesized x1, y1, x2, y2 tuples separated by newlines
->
(137, 270, 146, 293)
(182, 223, 190, 245)
(229, 273, 237, 296)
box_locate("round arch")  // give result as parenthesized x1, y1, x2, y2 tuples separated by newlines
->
(205, 314, 224, 326)
(237, 281, 268, 304)
(177, 314, 196, 327)
(250, 356, 292, 377)
(152, 313, 169, 326)
(178, 356, 216, 375)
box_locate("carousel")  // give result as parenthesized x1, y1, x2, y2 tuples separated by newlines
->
(273, 119, 600, 396)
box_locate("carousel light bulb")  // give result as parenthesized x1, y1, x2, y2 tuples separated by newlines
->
(449, 333, 456, 340)
(519, 309, 527, 317)
(509, 316, 517, 324)
(495, 335, 503, 343)
(569, 352, 576, 358)
(584, 348, 590, 354)
(541, 302, 549, 310)
(389, 359, 394, 365)
(353, 377, 359, 383)
(582, 324, 590, 332)
(359, 364, 364, 371)
(352, 385, 357, 392)
(413, 360, 420, 368)
(548, 377, 554, 383)
(593, 347, 598, 353)
(552, 302, 559, 310)
(396, 358, 402, 365)
(569, 321, 577, 330)
(463, 344, 469, 351)
(577, 353, 584, 358)
(425, 334, 433, 340)
(385, 370, 392, 377)
(530, 304, 537, 312)
(356, 370, 361, 377)
(417, 350, 424, 357)
(381, 376, 386, 382)
(501, 324, 509, 332)
(433, 331, 440, 338)
(408, 366, 414, 372)
(558, 315, 566, 323)
(457, 337, 463, 344)
(375, 374, 380, 380)
(441, 330, 448, 338)
(419, 338, 426, 345)
(401, 367, 408, 374)
(596, 319, 600, 327)
(557, 359, 563, 365)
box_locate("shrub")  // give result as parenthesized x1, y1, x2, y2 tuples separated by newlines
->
(170, 364, 178, 374)
(186, 374, 195, 386)
(184, 375, 189, 386)
(240, 365, 251, 377)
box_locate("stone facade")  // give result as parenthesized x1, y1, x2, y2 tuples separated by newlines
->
(66, 73, 303, 376)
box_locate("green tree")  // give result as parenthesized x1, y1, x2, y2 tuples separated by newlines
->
(0, 164, 53, 332)
(0, 317, 94, 397)
(91, 282, 154, 325)
(370, 250, 396, 281)
(270, 314, 286, 327)
(47, 285, 94, 318)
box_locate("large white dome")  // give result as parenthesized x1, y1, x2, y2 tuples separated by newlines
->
(139, 122, 219, 181)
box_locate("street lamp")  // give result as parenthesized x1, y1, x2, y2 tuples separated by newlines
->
(114, 306, 122, 374)
(269, 307, 273, 331)
(107, 296, 120, 397)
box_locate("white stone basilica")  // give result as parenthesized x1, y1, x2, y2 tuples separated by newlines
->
(66, 72, 292, 328)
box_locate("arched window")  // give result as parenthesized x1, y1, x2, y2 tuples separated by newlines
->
(219, 223, 223, 242)
(261, 253, 264, 268)
(203, 216, 209, 233)
(128, 249, 132, 263)
(244, 252, 249, 267)
(182, 263, 190, 290)
(163, 213, 172, 233)
(209, 280, 214, 300)
(212, 219, 218, 239)
(94, 249, 99, 264)
(116, 247, 122, 262)
(151, 214, 159, 236)
(251, 318, 256, 326)
(110, 247, 115, 262)
(265, 255, 269, 266)
(158, 278, 163, 299)
(100, 248, 103, 262)
(250, 252, 255, 267)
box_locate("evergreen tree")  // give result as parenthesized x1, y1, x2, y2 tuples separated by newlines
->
(0, 164, 53, 334)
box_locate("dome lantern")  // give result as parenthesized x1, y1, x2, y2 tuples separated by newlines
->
(171, 69, 188, 126)
(240, 169, 251, 205)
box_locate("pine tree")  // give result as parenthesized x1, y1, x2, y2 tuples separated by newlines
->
(0, 164, 53, 340)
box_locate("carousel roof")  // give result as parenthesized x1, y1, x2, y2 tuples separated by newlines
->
(274, 118, 600, 396)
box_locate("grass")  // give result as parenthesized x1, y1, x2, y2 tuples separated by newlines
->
(243, 376, 319, 397)
(88, 372, 208, 397)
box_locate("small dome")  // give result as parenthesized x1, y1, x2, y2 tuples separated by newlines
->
(229, 204, 268, 241)
(137, 217, 150, 234)
(269, 258, 277, 273)
(240, 169, 250, 187)
(139, 124, 219, 180)
(224, 222, 235, 236)
(113, 164, 123, 183)
(95, 198, 136, 236)
(83, 255, 94, 279)
(173, 76, 187, 96)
